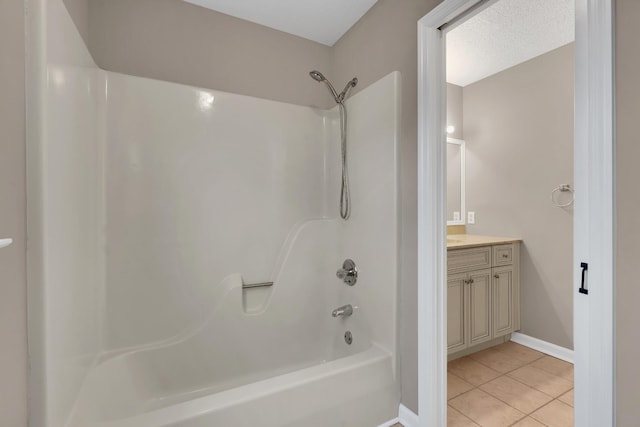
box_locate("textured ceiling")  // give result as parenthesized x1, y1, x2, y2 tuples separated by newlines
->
(182, 0, 379, 46)
(446, 0, 574, 87)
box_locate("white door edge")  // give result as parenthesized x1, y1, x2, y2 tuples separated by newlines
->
(573, 0, 615, 425)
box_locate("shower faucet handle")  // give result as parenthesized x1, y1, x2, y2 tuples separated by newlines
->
(336, 259, 358, 286)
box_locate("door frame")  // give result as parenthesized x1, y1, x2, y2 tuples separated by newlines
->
(417, 0, 615, 425)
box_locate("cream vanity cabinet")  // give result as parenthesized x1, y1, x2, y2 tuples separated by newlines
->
(447, 241, 520, 355)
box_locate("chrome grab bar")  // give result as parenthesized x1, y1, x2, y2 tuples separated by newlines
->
(242, 281, 274, 289)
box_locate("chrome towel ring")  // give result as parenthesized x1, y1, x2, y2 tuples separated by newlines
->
(551, 184, 574, 208)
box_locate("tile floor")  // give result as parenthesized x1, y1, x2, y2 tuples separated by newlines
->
(448, 342, 573, 427)
(391, 342, 573, 427)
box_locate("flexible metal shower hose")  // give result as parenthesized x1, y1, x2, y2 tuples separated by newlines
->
(338, 102, 350, 220)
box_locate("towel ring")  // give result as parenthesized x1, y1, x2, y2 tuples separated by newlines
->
(551, 184, 574, 208)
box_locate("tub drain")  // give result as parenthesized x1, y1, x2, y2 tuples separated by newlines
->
(344, 331, 353, 345)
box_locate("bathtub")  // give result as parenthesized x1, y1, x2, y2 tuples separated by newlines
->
(68, 220, 399, 427)
(71, 345, 396, 427)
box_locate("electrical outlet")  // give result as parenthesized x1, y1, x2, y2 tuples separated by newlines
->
(453, 211, 460, 221)
(467, 211, 475, 224)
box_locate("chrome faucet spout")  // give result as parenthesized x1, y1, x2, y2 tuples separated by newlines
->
(332, 304, 353, 318)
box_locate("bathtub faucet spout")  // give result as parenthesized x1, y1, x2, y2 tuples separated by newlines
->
(332, 304, 353, 318)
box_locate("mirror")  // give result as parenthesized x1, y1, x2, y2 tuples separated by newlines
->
(447, 138, 465, 225)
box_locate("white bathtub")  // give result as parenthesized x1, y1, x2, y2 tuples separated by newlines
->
(74, 345, 396, 427)
(68, 220, 399, 426)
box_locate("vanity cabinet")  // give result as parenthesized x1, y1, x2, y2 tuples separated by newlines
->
(447, 242, 520, 355)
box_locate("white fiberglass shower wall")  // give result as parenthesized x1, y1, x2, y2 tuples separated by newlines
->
(27, 1, 400, 426)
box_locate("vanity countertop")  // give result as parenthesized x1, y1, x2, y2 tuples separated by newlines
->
(447, 234, 522, 250)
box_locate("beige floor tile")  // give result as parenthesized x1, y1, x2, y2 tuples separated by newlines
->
(507, 365, 573, 397)
(531, 400, 574, 427)
(492, 342, 545, 363)
(448, 405, 481, 426)
(558, 389, 574, 407)
(448, 357, 501, 386)
(449, 389, 525, 427)
(512, 416, 547, 426)
(530, 356, 574, 382)
(448, 372, 475, 400)
(480, 375, 554, 414)
(469, 347, 530, 373)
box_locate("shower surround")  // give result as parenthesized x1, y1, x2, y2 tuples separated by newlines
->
(27, 0, 401, 426)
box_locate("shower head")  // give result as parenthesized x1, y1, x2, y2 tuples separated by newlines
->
(309, 70, 326, 82)
(310, 70, 340, 103)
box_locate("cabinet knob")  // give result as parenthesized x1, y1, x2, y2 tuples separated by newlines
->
(502, 254, 509, 258)
(469, 278, 474, 284)
(494, 274, 500, 279)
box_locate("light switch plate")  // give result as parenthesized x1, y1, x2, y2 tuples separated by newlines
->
(453, 211, 460, 221)
(467, 211, 475, 224)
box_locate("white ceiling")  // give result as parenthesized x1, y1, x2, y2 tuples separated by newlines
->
(446, 0, 574, 87)
(182, 0, 379, 46)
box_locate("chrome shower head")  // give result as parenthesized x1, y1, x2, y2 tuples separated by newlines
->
(309, 70, 341, 103)
(309, 70, 326, 82)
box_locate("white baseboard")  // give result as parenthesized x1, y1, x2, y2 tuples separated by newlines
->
(511, 332, 574, 364)
(379, 404, 418, 427)
(398, 404, 419, 427)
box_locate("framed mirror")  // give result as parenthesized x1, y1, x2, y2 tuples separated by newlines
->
(447, 138, 465, 225)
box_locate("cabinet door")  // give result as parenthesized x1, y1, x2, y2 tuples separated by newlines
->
(468, 268, 492, 346)
(493, 265, 514, 337)
(447, 272, 467, 354)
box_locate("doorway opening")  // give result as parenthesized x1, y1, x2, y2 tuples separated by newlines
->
(417, 0, 614, 426)
(444, 1, 575, 424)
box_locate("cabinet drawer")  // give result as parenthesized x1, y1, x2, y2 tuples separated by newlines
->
(493, 244, 514, 266)
(448, 246, 492, 273)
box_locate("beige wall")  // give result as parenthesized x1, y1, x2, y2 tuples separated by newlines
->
(0, 0, 27, 425)
(615, 0, 640, 423)
(332, 0, 443, 412)
(463, 44, 574, 349)
(88, 0, 333, 108)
